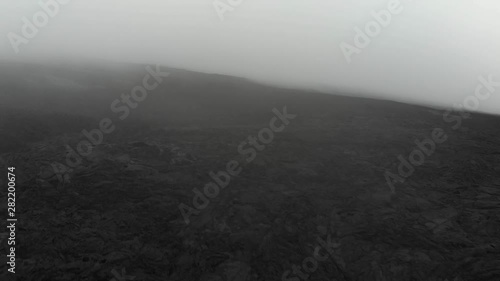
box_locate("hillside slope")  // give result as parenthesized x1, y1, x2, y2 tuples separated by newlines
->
(0, 61, 499, 281)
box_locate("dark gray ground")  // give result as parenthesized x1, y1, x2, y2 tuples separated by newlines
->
(0, 61, 499, 281)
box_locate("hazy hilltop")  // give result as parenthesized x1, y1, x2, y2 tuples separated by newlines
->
(0, 60, 482, 123)
(1, 60, 499, 139)
(1, 60, 499, 158)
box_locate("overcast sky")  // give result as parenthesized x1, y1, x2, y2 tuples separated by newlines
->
(1, 0, 500, 114)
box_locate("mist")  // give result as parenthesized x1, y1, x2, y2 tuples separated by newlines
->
(1, 0, 500, 113)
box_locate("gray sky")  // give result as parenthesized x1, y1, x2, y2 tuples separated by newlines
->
(1, 0, 500, 114)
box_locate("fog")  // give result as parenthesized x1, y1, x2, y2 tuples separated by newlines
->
(1, 0, 500, 114)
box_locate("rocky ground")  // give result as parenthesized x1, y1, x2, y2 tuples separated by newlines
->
(1, 61, 499, 281)
(1, 105, 499, 281)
